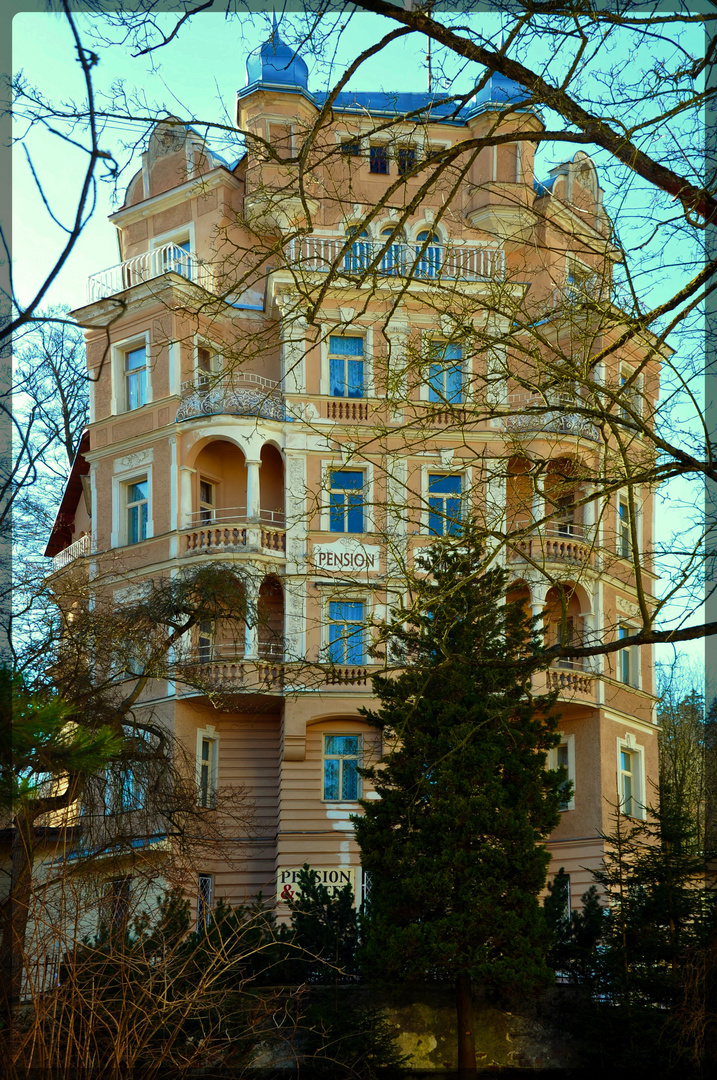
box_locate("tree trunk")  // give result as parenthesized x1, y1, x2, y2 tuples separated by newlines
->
(0, 812, 36, 1023)
(455, 972, 477, 1079)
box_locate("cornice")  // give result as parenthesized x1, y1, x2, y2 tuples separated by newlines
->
(109, 168, 241, 229)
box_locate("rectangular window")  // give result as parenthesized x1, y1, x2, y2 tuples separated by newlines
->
(197, 345, 220, 385)
(340, 138, 361, 158)
(328, 601, 365, 665)
(397, 146, 416, 175)
(549, 735, 575, 811)
(198, 622, 213, 665)
(197, 873, 213, 928)
(618, 498, 631, 558)
(323, 734, 362, 801)
(369, 144, 389, 174)
(126, 478, 149, 544)
(104, 876, 131, 932)
(620, 368, 641, 420)
(428, 343, 463, 404)
(199, 479, 216, 523)
(557, 743, 571, 811)
(619, 748, 639, 817)
(125, 346, 148, 410)
(329, 470, 364, 533)
(329, 336, 364, 398)
(618, 625, 636, 687)
(428, 474, 462, 536)
(557, 494, 576, 537)
(198, 735, 217, 808)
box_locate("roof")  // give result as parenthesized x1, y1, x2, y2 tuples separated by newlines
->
(44, 430, 90, 558)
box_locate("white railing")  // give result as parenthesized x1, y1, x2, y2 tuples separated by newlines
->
(285, 237, 505, 281)
(187, 506, 285, 527)
(176, 370, 285, 423)
(87, 243, 214, 302)
(52, 533, 91, 572)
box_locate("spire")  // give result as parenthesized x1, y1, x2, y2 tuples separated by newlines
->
(272, 10, 279, 43)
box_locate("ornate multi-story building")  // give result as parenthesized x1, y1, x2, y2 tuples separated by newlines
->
(47, 27, 660, 918)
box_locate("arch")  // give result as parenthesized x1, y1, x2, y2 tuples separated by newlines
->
(184, 430, 252, 470)
(258, 574, 284, 661)
(259, 443, 285, 522)
(191, 439, 247, 523)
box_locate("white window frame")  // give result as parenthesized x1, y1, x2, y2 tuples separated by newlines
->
(149, 221, 195, 255)
(197, 873, 214, 928)
(196, 725, 219, 809)
(321, 326, 373, 396)
(321, 462, 374, 533)
(617, 733, 645, 820)
(323, 593, 370, 667)
(420, 465, 468, 535)
(322, 732, 363, 803)
(111, 468, 153, 549)
(617, 495, 631, 559)
(420, 335, 465, 404)
(548, 733, 576, 811)
(111, 331, 152, 415)
(617, 623, 639, 689)
(194, 337, 223, 384)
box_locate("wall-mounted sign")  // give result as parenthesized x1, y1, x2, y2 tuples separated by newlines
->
(312, 538, 380, 574)
(277, 866, 355, 903)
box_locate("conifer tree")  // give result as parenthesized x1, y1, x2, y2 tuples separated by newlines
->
(353, 527, 564, 1078)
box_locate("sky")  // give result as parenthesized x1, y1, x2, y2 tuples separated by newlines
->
(11, 7, 706, 682)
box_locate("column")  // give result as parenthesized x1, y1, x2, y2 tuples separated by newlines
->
(246, 459, 262, 520)
(179, 466, 195, 529)
(244, 575, 260, 660)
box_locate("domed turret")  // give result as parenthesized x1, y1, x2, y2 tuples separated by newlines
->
(470, 71, 526, 109)
(245, 18, 309, 90)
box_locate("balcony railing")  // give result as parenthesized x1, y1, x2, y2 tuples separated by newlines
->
(182, 515, 286, 557)
(87, 243, 214, 303)
(52, 533, 91, 572)
(508, 528, 593, 566)
(176, 372, 285, 423)
(285, 237, 505, 281)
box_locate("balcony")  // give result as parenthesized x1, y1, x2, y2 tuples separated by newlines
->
(508, 527, 594, 567)
(175, 372, 285, 423)
(87, 243, 214, 303)
(52, 533, 91, 572)
(284, 236, 505, 282)
(181, 509, 286, 557)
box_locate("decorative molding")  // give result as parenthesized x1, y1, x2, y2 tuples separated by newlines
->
(616, 597, 640, 619)
(114, 447, 154, 473)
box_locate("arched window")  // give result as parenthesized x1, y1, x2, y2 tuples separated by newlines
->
(415, 229, 441, 279)
(379, 227, 405, 275)
(344, 227, 370, 274)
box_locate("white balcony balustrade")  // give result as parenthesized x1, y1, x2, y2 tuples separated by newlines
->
(176, 371, 285, 423)
(87, 243, 214, 303)
(52, 533, 91, 572)
(285, 236, 505, 281)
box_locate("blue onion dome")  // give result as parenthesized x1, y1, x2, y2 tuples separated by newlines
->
(245, 22, 309, 89)
(472, 70, 527, 107)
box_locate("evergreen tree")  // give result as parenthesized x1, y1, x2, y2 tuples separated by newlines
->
(353, 529, 564, 1078)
